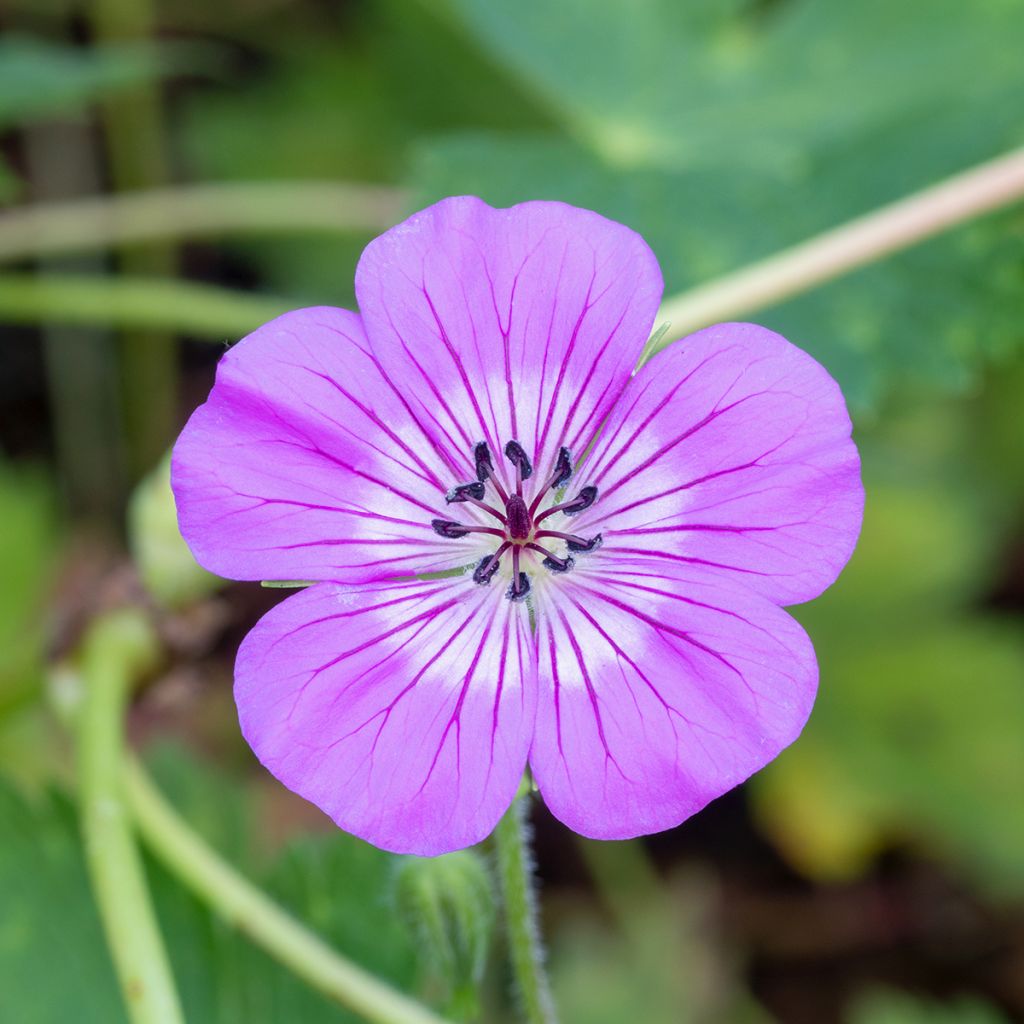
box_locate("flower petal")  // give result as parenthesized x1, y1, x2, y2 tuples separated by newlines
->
(236, 578, 537, 855)
(570, 322, 864, 605)
(172, 307, 495, 583)
(529, 558, 817, 840)
(355, 196, 663, 485)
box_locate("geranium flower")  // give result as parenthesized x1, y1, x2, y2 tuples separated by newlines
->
(172, 197, 863, 856)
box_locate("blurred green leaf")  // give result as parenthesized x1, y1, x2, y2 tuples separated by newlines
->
(851, 988, 1011, 1024)
(176, 0, 551, 302)
(0, 36, 174, 131)
(0, 460, 59, 791)
(440, 0, 1024, 171)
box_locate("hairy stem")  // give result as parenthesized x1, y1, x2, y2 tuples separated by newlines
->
(78, 611, 184, 1024)
(124, 759, 451, 1024)
(648, 144, 1024, 360)
(0, 182, 406, 263)
(493, 795, 558, 1024)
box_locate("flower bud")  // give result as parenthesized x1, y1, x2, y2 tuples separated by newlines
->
(393, 850, 496, 1018)
(128, 453, 222, 608)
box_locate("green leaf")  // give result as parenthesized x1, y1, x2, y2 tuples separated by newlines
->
(441, 0, 1024, 172)
(851, 988, 1011, 1024)
(0, 36, 174, 131)
(0, 460, 59, 791)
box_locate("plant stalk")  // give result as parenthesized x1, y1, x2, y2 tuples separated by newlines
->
(0, 182, 406, 262)
(649, 145, 1024, 360)
(78, 610, 184, 1024)
(124, 758, 451, 1024)
(493, 795, 558, 1024)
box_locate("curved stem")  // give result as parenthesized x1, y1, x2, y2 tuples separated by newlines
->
(493, 795, 558, 1024)
(649, 144, 1024, 361)
(78, 611, 184, 1024)
(0, 182, 406, 263)
(124, 759, 451, 1024)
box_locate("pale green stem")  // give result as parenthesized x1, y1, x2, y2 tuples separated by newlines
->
(124, 759, 451, 1024)
(493, 795, 558, 1024)
(0, 182, 406, 263)
(78, 610, 184, 1024)
(0, 273, 289, 337)
(648, 144, 1024, 360)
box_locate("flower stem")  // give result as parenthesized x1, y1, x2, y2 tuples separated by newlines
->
(493, 795, 558, 1024)
(0, 273, 290, 338)
(0, 182, 406, 263)
(123, 758, 451, 1024)
(78, 610, 184, 1024)
(649, 144, 1024, 361)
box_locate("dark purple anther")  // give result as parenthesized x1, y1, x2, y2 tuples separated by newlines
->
(567, 533, 602, 553)
(542, 553, 574, 574)
(473, 553, 502, 584)
(507, 571, 530, 602)
(550, 447, 573, 489)
(432, 518, 471, 538)
(446, 481, 485, 503)
(474, 442, 494, 482)
(503, 440, 533, 480)
(505, 495, 531, 539)
(560, 485, 598, 516)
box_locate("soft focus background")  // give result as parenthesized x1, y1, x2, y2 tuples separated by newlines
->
(1, 2, 1023, 1022)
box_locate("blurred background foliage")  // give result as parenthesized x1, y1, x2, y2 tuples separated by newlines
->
(0, 1, 1022, 1022)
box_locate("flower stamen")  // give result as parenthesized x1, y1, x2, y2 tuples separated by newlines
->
(534, 485, 598, 524)
(534, 529, 603, 554)
(528, 446, 572, 515)
(431, 519, 506, 539)
(525, 542, 574, 574)
(432, 440, 601, 599)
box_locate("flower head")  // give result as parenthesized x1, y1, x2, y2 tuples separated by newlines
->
(172, 197, 863, 855)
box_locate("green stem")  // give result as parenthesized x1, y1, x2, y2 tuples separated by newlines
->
(0, 273, 289, 337)
(78, 610, 184, 1024)
(649, 144, 1024, 360)
(0, 182, 406, 263)
(124, 759, 451, 1024)
(90, 0, 177, 477)
(493, 795, 558, 1024)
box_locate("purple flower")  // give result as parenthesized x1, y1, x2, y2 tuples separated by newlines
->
(172, 197, 863, 856)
